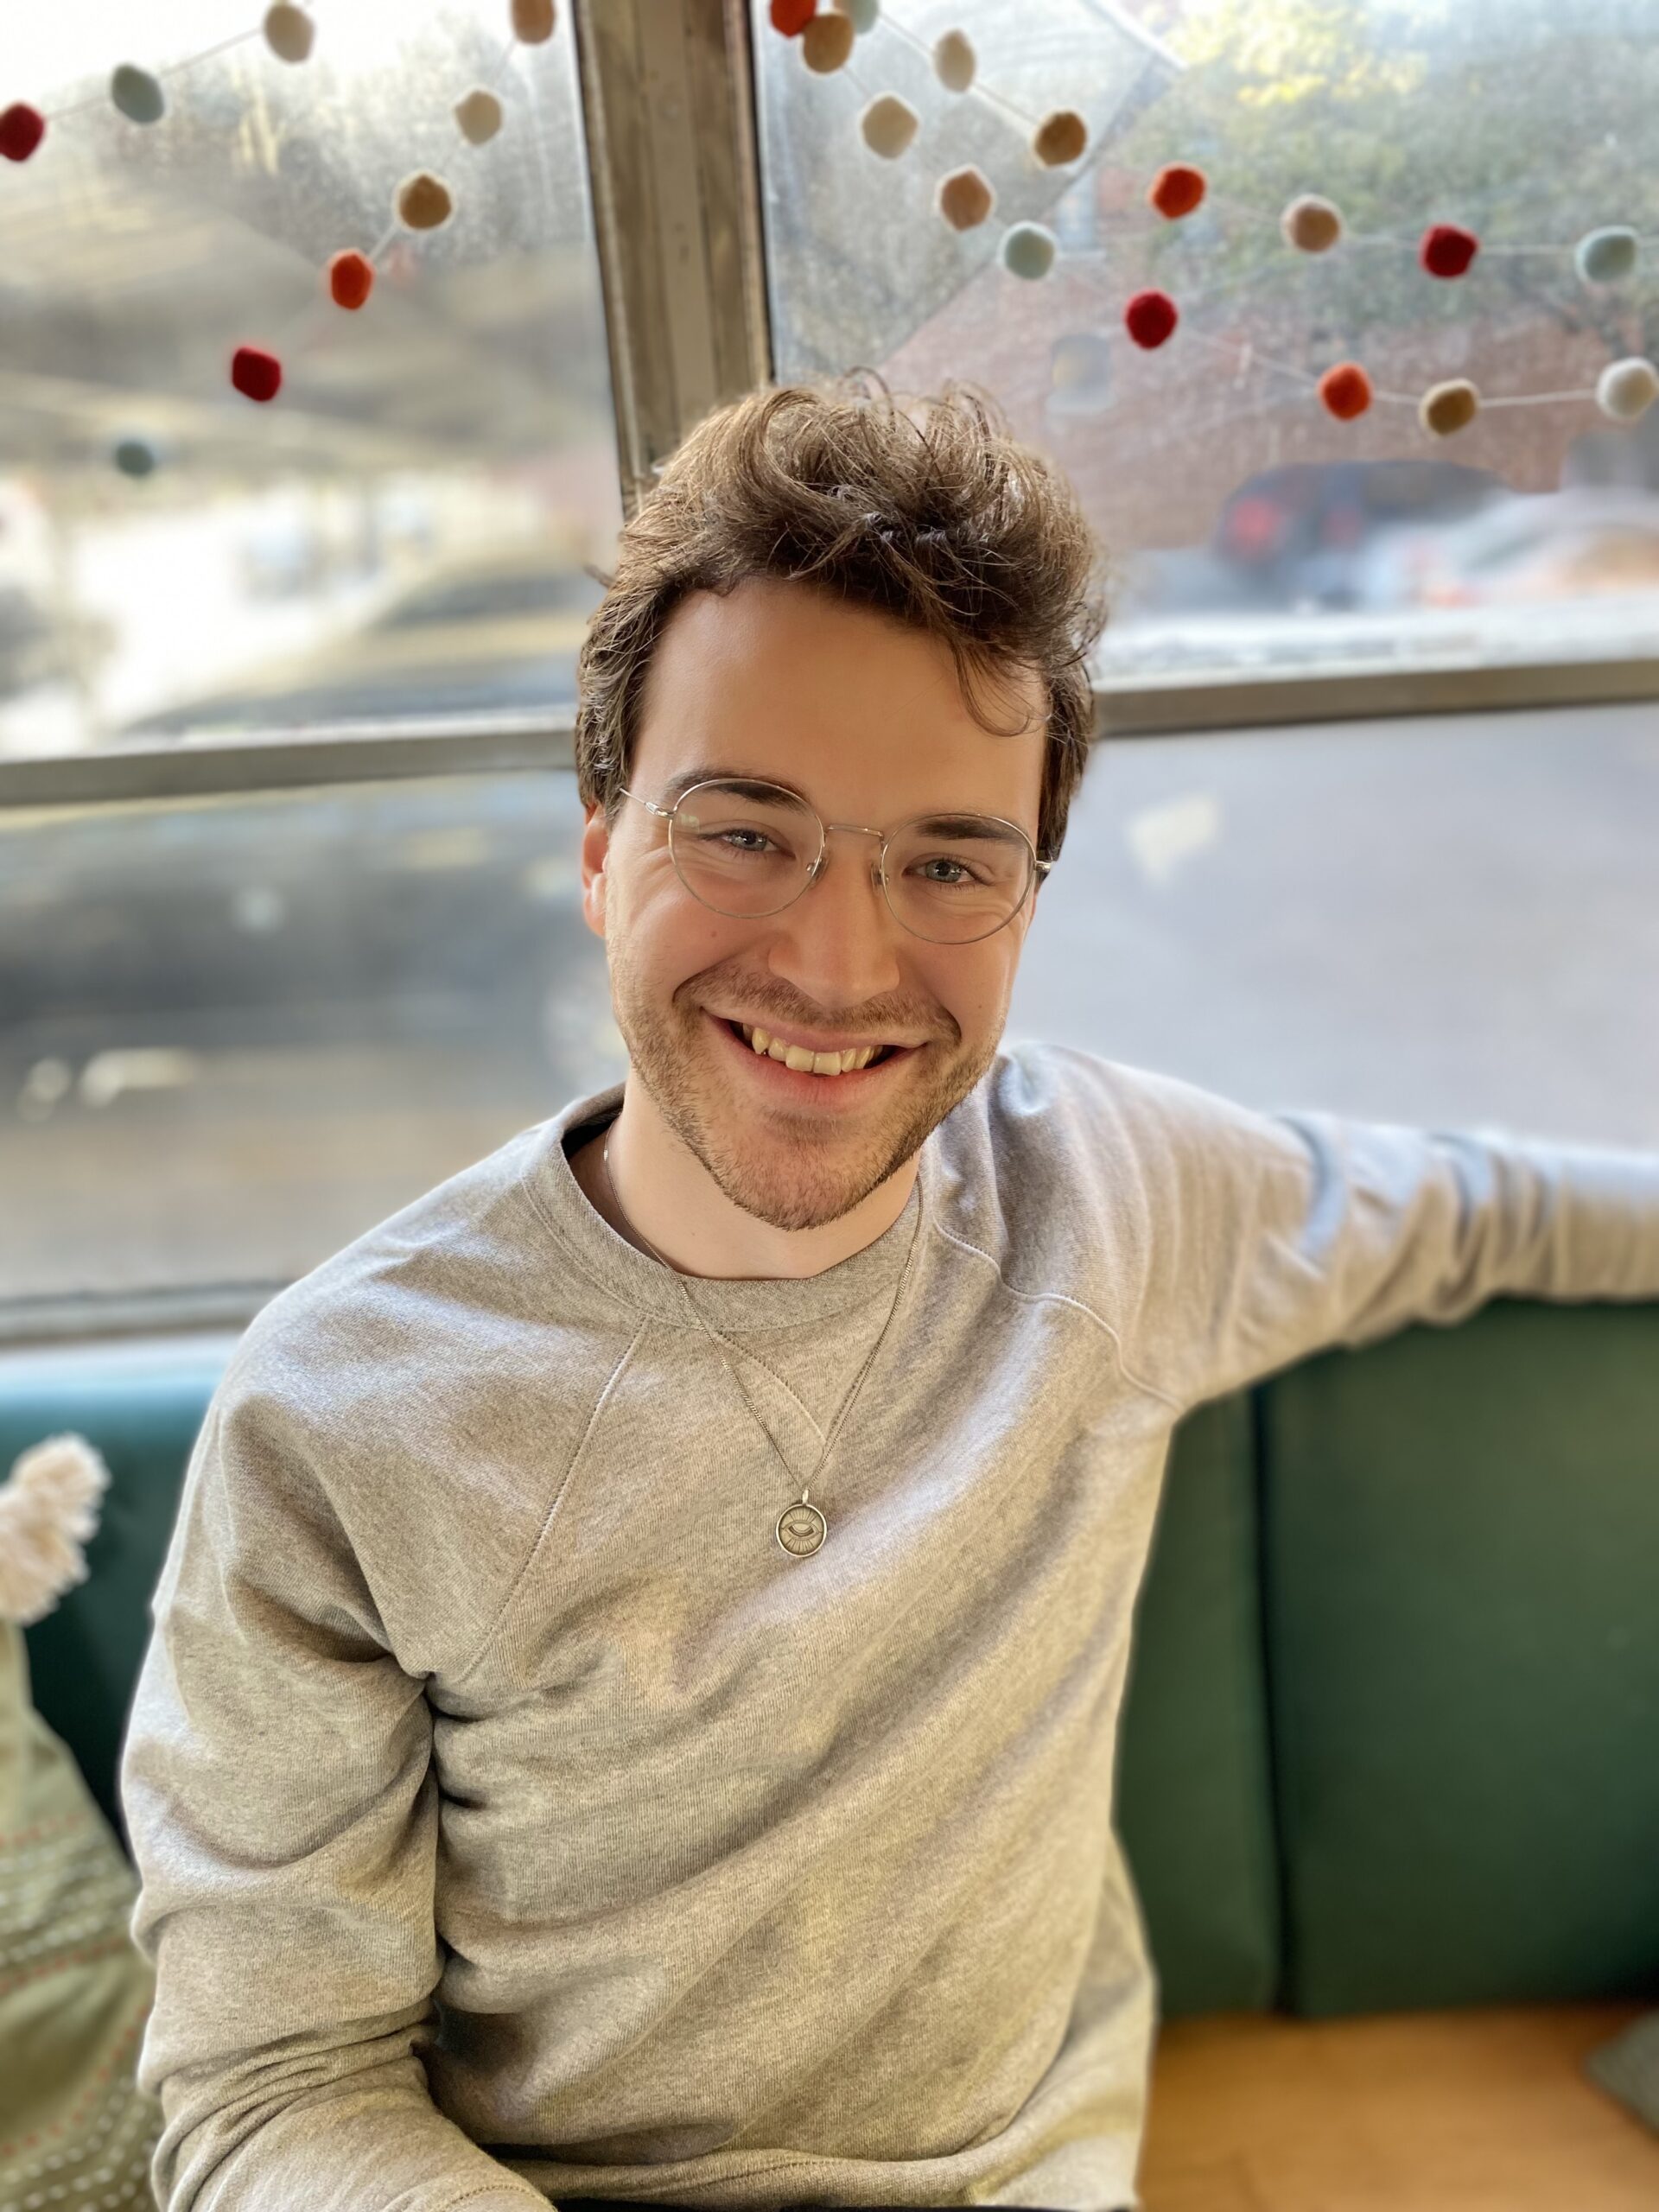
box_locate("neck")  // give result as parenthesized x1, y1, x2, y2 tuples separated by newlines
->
(575, 1075, 918, 1281)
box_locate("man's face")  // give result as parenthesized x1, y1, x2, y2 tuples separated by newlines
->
(579, 574, 1049, 1234)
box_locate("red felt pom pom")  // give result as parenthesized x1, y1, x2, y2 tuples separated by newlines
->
(231, 346, 283, 404)
(1318, 362, 1373, 421)
(329, 250, 374, 310)
(1148, 162, 1206, 219)
(770, 0, 816, 33)
(1124, 289, 1179, 349)
(0, 102, 46, 162)
(1419, 223, 1478, 279)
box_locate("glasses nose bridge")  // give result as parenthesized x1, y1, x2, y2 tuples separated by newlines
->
(811, 817, 891, 882)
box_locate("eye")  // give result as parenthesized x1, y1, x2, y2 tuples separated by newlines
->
(912, 854, 988, 887)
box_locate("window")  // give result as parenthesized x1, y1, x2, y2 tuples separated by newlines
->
(3, 0, 1658, 1332)
(750, 0, 1659, 694)
(1, 774, 623, 1317)
(0, 0, 620, 760)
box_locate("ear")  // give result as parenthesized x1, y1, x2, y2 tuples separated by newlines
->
(580, 798, 610, 941)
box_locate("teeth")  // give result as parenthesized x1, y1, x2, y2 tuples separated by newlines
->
(738, 1022, 882, 1076)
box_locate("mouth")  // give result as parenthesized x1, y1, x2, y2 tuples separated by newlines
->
(706, 1012, 917, 1096)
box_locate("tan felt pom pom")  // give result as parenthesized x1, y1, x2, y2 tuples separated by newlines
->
(861, 93, 918, 159)
(934, 30, 976, 92)
(512, 0, 557, 41)
(397, 171, 454, 230)
(937, 165, 995, 230)
(263, 3, 315, 64)
(1597, 356, 1659, 422)
(454, 88, 504, 144)
(1281, 193, 1343, 253)
(802, 13, 855, 71)
(1419, 378, 1480, 436)
(1032, 109, 1088, 166)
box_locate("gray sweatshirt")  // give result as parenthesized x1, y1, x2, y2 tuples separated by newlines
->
(120, 1043, 1659, 2212)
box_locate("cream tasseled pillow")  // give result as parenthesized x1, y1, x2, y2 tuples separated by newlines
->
(0, 1433, 163, 2205)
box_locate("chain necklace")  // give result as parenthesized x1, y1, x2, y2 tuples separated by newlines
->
(601, 1128, 911, 1559)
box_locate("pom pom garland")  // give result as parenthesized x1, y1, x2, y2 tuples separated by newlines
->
(1124, 289, 1179, 348)
(1149, 162, 1206, 219)
(1419, 378, 1480, 436)
(1031, 110, 1088, 167)
(1420, 223, 1479, 278)
(1319, 362, 1373, 420)
(0, 101, 47, 162)
(512, 0, 558, 41)
(802, 14, 856, 72)
(1595, 357, 1659, 423)
(263, 4, 315, 65)
(397, 170, 454, 228)
(328, 248, 374, 309)
(1281, 194, 1343, 252)
(231, 345, 283, 404)
(860, 93, 918, 159)
(454, 88, 504, 143)
(1001, 223, 1057, 279)
(1575, 226, 1638, 283)
(934, 31, 976, 92)
(111, 66, 166, 125)
(9, 12, 1653, 454)
(937, 166, 994, 231)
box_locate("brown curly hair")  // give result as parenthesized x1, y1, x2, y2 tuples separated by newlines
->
(573, 370, 1110, 868)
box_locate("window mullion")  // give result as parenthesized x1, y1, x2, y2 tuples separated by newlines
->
(570, 0, 773, 524)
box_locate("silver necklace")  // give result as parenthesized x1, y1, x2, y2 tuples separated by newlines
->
(601, 1128, 910, 1559)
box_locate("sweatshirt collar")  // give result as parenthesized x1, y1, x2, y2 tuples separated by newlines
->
(521, 1078, 928, 1332)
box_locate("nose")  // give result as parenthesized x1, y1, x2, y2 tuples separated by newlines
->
(763, 825, 904, 1006)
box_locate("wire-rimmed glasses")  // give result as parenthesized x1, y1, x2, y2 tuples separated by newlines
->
(616, 776, 1052, 945)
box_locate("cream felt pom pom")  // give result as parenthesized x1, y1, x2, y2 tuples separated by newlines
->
(1420, 378, 1480, 436)
(934, 30, 976, 92)
(1281, 193, 1343, 253)
(454, 88, 504, 144)
(0, 1433, 110, 1628)
(1596, 357, 1659, 423)
(263, 3, 315, 65)
(802, 14, 855, 71)
(1032, 109, 1088, 165)
(937, 166, 994, 230)
(861, 93, 918, 159)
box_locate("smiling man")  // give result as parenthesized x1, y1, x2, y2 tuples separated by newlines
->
(121, 376, 1659, 2212)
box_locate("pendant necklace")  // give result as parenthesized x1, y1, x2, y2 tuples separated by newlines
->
(600, 1128, 911, 1558)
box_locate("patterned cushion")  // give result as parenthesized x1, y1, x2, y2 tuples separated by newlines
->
(0, 1621, 161, 2204)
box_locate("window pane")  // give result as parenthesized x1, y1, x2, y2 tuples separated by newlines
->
(0, 775, 626, 1311)
(1007, 700, 1659, 1150)
(751, 0, 1659, 689)
(0, 2, 620, 760)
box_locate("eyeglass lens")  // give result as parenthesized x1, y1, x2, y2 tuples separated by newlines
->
(668, 779, 1033, 944)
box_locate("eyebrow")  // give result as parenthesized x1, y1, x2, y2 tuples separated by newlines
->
(657, 766, 1027, 837)
(661, 766, 791, 804)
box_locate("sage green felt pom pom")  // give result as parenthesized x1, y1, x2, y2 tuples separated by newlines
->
(111, 66, 166, 125)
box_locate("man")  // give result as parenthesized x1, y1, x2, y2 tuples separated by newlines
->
(122, 376, 1659, 2212)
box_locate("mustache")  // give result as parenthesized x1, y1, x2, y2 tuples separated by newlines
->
(680, 977, 948, 1044)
